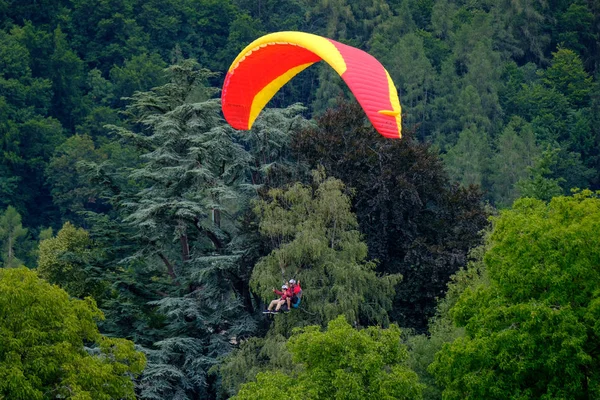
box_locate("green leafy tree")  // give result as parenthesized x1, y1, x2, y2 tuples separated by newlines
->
(305, 0, 393, 46)
(251, 170, 401, 327)
(461, 40, 503, 132)
(49, 27, 86, 130)
(515, 82, 570, 143)
(556, 0, 597, 64)
(0, 206, 28, 268)
(2, 0, 70, 26)
(109, 52, 167, 107)
(311, 65, 347, 116)
(454, 85, 492, 136)
(133, 0, 239, 71)
(217, 13, 265, 71)
(0, 267, 145, 399)
(234, 0, 307, 32)
(67, 0, 149, 73)
(566, 108, 596, 164)
(37, 222, 104, 299)
(216, 333, 293, 398)
(495, 0, 549, 63)
(508, 50, 595, 162)
(430, 191, 600, 399)
(406, 242, 489, 400)
(234, 316, 424, 400)
(217, 171, 402, 398)
(429, 12, 503, 145)
(430, 0, 455, 40)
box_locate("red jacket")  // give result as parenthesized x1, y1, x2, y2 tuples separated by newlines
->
(291, 284, 301, 296)
(274, 287, 293, 300)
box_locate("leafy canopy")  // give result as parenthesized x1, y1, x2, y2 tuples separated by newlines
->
(430, 191, 600, 399)
(234, 315, 424, 400)
(0, 267, 145, 400)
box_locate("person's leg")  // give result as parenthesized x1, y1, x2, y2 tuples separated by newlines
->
(275, 299, 285, 311)
(286, 297, 291, 310)
(268, 299, 279, 311)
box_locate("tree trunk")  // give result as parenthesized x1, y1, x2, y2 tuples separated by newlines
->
(180, 234, 190, 262)
(7, 234, 13, 265)
(193, 218, 223, 249)
(158, 252, 178, 282)
(212, 208, 221, 228)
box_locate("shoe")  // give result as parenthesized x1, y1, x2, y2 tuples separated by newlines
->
(271, 310, 279, 314)
(263, 310, 271, 314)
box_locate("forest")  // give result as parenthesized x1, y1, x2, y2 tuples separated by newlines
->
(0, 0, 599, 398)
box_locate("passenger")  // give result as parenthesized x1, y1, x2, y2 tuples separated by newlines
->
(287, 279, 302, 310)
(264, 284, 291, 314)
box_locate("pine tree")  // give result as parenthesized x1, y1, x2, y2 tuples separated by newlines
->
(516, 147, 565, 201)
(490, 117, 538, 207)
(104, 60, 254, 399)
(45, 134, 106, 225)
(0, 206, 28, 268)
(101, 60, 309, 399)
(541, 47, 592, 108)
(443, 124, 492, 189)
(378, 32, 435, 138)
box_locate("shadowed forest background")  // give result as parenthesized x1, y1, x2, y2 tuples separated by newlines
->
(0, 0, 599, 399)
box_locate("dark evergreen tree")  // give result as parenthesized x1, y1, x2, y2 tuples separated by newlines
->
(102, 61, 255, 399)
(292, 102, 489, 331)
(79, 60, 310, 399)
(0, 28, 64, 227)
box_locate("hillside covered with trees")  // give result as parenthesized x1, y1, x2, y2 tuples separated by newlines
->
(1, 0, 599, 398)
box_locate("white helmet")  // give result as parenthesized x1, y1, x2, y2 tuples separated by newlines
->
(289, 279, 296, 284)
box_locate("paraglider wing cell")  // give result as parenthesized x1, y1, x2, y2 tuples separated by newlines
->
(221, 31, 402, 139)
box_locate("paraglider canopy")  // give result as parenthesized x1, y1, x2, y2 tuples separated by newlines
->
(221, 31, 402, 139)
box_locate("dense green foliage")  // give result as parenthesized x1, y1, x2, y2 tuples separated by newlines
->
(2, 0, 599, 229)
(0, 267, 145, 399)
(234, 316, 424, 400)
(430, 192, 600, 399)
(1, 0, 599, 397)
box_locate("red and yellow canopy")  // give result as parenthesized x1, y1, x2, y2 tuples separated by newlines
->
(221, 31, 402, 139)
